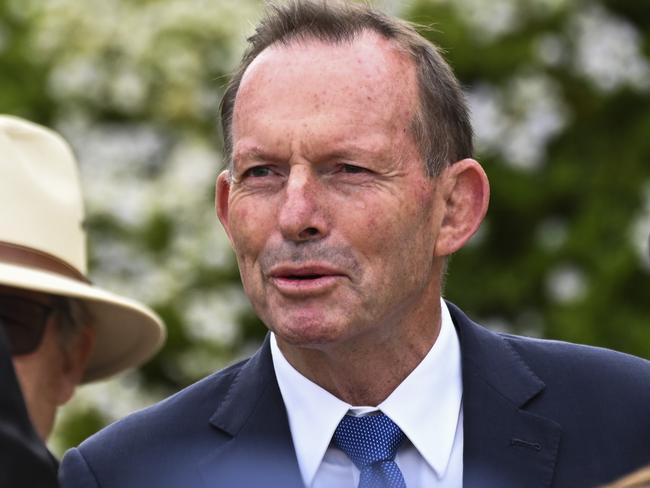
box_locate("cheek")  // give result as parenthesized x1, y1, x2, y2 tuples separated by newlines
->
(228, 208, 278, 303)
(353, 192, 429, 241)
(228, 204, 272, 260)
(12, 356, 39, 397)
(345, 189, 437, 270)
(13, 349, 61, 405)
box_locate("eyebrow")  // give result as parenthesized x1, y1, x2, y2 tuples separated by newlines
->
(232, 146, 285, 165)
(314, 142, 390, 164)
(233, 134, 391, 166)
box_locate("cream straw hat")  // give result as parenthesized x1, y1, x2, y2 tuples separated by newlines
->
(0, 114, 166, 382)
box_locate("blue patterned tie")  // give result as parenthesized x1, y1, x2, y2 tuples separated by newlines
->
(333, 413, 407, 488)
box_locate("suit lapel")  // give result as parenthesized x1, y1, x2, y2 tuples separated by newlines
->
(448, 302, 562, 488)
(198, 336, 304, 488)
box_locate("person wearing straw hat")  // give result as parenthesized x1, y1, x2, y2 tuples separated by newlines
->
(0, 114, 166, 443)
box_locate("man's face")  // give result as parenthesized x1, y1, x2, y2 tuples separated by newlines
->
(1, 285, 91, 440)
(218, 32, 447, 352)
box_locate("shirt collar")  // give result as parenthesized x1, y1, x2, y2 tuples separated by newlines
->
(379, 299, 463, 479)
(270, 299, 463, 486)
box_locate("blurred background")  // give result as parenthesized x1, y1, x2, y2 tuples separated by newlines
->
(1, 0, 649, 454)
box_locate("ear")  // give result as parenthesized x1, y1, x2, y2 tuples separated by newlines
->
(216, 170, 234, 242)
(56, 325, 95, 405)
(433, 158, 489, 257)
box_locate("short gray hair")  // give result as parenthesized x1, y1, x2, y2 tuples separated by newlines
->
(220, 0, 473, 177)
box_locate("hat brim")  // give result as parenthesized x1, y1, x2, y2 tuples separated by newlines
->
(0, 262, 166, 382)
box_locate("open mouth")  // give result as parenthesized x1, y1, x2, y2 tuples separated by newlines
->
(268, 265, 346, 296)
(285, 274, 325, 280)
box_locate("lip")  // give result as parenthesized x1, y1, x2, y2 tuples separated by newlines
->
(267, 263, 348, 297)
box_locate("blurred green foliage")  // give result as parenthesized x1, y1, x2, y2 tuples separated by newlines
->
(0, 0, 648, 454)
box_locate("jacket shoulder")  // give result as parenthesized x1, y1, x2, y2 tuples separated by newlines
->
(501, 332, 650, 438)
(100, 357, 247, 437)
(502, 332, 650, 389)
(60, 357, 250, 488)
(449, 299, 650, 395)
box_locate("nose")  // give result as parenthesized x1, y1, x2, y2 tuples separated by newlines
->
(278, 165, 329, 242)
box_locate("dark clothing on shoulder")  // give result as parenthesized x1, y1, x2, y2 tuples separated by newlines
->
(0, 322, 58, 488)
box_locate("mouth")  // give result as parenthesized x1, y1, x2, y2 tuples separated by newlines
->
(267, 265, 347, 296)
(284, 273, 326, 280)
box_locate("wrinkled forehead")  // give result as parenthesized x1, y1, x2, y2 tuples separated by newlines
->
(235, 30, 419, 122)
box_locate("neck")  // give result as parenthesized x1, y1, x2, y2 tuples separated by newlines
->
(276, 298, 442, 406)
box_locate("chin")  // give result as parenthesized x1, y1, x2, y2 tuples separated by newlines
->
(268, 314, 351, 348)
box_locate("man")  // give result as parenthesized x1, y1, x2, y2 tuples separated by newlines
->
(60, 2, 650, 487)
(0, 322, 58, 487)
(0, 115, 166, 445)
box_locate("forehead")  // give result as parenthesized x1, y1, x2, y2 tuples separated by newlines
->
(233, 31, 419, 147)
(243, 30, 415, 85)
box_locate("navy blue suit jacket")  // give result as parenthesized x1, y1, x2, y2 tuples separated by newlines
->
(60, 303, 650, 487)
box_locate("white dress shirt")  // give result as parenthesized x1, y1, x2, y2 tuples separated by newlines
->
(270, 299, 464, 487)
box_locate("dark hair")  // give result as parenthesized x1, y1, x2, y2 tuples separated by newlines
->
(220, 0, 473, 176)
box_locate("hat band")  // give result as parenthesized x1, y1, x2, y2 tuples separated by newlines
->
(0, 241, 89, 284)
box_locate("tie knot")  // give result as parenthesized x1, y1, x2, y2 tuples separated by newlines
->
(333, 413, 406, 469)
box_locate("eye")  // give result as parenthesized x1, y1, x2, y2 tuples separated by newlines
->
(243, 166, 274, 178)
(339, 164, 368, 174)
(236, 164, 283, 189)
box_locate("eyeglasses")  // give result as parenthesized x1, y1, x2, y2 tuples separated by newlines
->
(0, 295, 55, 356)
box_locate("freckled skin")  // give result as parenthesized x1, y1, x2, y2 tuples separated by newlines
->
(217, 32, 451, 405)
